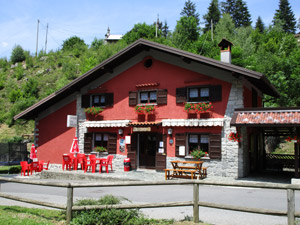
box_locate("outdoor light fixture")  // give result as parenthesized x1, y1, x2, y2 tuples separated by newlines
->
(168, 128, 173, 136)
(118, 129, 124, 136)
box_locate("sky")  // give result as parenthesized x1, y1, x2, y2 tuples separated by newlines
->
(0, 0, 299, 59)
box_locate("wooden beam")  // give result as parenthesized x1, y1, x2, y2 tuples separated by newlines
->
(295, 142, 299, 178)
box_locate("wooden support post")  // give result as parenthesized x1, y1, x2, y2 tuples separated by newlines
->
(287, 189, 295, 225)
(295, 143, 299, 178)
(193, 183, 199, 223)
(66, 186, 73, 224)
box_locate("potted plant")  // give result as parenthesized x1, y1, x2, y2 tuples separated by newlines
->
(84, 107, 104, 120)
(191, 149, 206, 160)
(134, 104, 156, 114)
(184, 102, 213, 114)
(228, 132, 241, 142)
(93, 146, 108, 157)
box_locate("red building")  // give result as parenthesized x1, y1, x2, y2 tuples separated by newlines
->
(15, 39, 279, 178)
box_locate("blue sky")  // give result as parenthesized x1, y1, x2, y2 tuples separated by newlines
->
(0, 0, 299, 59)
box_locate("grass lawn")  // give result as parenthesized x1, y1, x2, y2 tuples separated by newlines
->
(0, 206, 65, 225)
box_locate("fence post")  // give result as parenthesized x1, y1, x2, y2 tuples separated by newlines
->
(193, 183, 199, 223)
(66, 185, 73, 224)
(287, 189, 295, 225)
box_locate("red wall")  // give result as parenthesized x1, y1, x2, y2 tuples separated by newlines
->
(90, 57, 232, 121)
(243, 86, 263, 108)
(36, 100, 76, 163)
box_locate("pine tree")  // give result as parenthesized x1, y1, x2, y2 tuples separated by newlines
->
(180, 0, 200, 26)
(162, 21, 169, 38)
(273, 0, 296, 33)
(221, 0, 251, 27)
(203, 0, 221, 33)
(234, 0, 251, 27)
(255, 16, 265, 33)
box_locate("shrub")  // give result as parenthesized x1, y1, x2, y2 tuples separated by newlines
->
(10, 45, 25, 64)
(9, 165, 21, 174)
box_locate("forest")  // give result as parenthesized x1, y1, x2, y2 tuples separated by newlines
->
(0, 0, 299, 142)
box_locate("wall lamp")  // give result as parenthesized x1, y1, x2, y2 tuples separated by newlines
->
(168, 128, 173, 137)
(118, 129, 124, 136)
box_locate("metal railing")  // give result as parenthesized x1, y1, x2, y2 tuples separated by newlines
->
(0, 177, 299, 225)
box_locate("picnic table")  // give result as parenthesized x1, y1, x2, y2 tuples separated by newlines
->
(164, 160, 207, 180)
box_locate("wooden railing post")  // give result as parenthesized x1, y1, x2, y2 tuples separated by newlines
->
(66, 185, 73, 224)
(193, 183, 199, 223)
(287, 189, 295, 225)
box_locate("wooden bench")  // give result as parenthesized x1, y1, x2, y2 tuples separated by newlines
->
(164, 167, 207, 180)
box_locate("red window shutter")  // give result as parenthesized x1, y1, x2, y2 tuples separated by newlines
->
(209, 133, 221, 159)
(129, 91, 138, 106)
(81, 94, 90, 108)
(176, 87, 187, 104)
(209, 85, 222, 102)
(157, 89, 167, 105)
(175, 133, 186, 157)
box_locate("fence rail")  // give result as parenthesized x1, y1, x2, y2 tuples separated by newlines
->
(0, 177, 299, 225)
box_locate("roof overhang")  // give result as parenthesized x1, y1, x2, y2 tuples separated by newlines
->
(14, 39, 279, 120)
(231, 107, 300, 136)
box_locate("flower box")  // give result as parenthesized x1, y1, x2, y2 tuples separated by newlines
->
(135, 104, 156, 114)
(86, 113, 103, 121)
(184, 102, 213, 114)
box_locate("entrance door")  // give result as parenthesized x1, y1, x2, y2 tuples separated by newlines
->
(139, 133, 158, 169)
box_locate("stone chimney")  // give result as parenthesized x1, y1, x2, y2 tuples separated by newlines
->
(218, 38, 233, 64)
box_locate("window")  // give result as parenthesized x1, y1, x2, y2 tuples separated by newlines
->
(94, 133, 108, 149)
(188, 87, 209, 102)
(188, 134, 209, 154)
(140, 91, 157, 104)
(92, 95, 106, 107)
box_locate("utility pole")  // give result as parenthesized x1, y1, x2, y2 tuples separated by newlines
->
(45, 23, 48, 53)
(156, 14, 159, 38)
(211, 19, 213, 41)
(35, 19, 40, 57)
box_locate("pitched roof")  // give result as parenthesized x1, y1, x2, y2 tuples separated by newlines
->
(14, 39, 279, 120)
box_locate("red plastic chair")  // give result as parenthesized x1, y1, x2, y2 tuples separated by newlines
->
(30, 162, 39, 175)
(84, 155, 96, 173)
(62, 155, 73, 170)
(76, 153, 86, 170)
(20, 161, 30, 176)
(100, 155, 114, 173)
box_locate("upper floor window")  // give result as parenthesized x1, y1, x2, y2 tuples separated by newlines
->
(188, 134, 209, 154)
(140, 91, 157, 104)
(92, 95, 106, 107)
(188, 87, 209, 102)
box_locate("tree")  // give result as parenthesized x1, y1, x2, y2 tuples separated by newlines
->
(215, 14, 235, 42)
(10, 45, 25, 64)
(234, 0, 251, 27)
(162, 21, 170, 38)
(221, 0, 251, 27)
(90, 38, 104, 50)
(172, 16, 199, 50)
(255, 16, 265, 33)
(203, 0, 221, 33)
(180, 0, 200, 26)
(62, 36, 87, 52)
(122, 23, 156, 44)
(273, 0, 296, 33)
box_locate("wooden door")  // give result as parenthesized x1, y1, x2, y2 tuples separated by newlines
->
(156, 134, 166, 171)
(127, 133, 137, 170)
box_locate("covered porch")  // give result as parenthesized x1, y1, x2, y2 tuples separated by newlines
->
(231, 107, 300, 178)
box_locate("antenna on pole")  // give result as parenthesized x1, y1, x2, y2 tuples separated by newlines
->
(45, 23, 48, 53)
(35, 19, 40, 57)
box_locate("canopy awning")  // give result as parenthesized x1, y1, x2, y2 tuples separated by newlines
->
(85, 120, 131, 128)
(162, 118, 224, 127)
(231, 108, 300, 135)
(128, 121, 162, 127)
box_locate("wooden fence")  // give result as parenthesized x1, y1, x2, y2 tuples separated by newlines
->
(0, 177, 299, 225)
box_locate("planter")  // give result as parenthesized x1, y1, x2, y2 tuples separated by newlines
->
(86, 113, 103, 121)
(99, 152, 108, 157)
